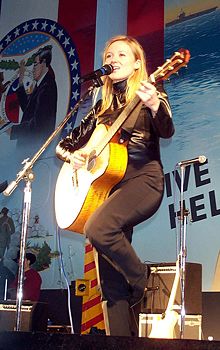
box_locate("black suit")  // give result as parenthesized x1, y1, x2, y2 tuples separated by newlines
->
(11, 71, 57, 150)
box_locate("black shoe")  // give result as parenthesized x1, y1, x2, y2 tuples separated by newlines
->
(130, 264, 151, 308)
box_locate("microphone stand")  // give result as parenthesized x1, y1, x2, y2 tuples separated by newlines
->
(3, 80, 102, 331)
(178, 164, 189, 339)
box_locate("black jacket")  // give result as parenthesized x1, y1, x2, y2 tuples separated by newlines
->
(10, 71, 57, 148)
(56, 85, 174, 166)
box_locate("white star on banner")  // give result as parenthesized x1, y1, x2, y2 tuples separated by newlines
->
(32, 21, 39, 30)
(73, 74, 80, 85)
(50, 24, 56, 34)
(71, 60, 78, 70)
(57, 29, 64, 40)
(14, 28, 20, 37)
(63, 37, 70, 48)
(41, 21, 48, 30)
(65, 122, 73, 134)
(23, 23, 29, 32)
(68, 47, 75, 58)
(72, 90, 80, 100)
(5, 35, 11, 44)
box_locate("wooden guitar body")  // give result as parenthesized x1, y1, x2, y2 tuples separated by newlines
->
(55, 123, 128, 233)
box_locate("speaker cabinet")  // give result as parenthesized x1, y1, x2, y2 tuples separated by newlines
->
(141, 262, 202, 315)
(0, 300, 48, 332)
(202, 292, 220, 340)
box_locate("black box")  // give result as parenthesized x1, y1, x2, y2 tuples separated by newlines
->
(0, 300, 48, 331)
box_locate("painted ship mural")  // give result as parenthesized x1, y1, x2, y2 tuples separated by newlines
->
(166, 6, 218, 27)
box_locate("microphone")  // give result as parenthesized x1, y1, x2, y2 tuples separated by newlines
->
(3, 158, 33, 196)
(0, 180, 8, 193)
(80, 64, 113, 83)
(3, 180, 18, 196)
(178, 155, 207, 167)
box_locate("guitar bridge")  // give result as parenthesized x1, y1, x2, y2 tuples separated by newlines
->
(87, 150, 96, 171)
(72, 171, 78, 188)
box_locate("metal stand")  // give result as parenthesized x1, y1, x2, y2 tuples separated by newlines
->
(15, 173, 34, 331)
(178, 164, 190, 339)
(3, 79, 102, 331)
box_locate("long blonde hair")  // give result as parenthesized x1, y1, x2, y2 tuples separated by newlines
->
(98, 35, 148, 116)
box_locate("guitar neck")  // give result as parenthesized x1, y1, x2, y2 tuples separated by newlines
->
(166, 261, 180, 313)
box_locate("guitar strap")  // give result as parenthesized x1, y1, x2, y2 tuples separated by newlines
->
(121, 100, 143, 137)
(121, 99, 160, 140)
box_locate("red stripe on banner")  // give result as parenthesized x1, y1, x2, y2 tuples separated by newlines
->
(85, 244, 93, 254)
(82, 295, 101, 312)
(90, 278, 98, 288)
(84, 260, 96, 272)
(127, 0, 164, 75)
(81, 313, 104, 332)
(57, 0, 97, 77)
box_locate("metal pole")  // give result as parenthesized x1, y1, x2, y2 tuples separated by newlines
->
(179, 165, 189, 339)
(15, 174, 33, 331)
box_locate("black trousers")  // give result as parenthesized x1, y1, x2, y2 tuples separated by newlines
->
(84, 161, 164, 336)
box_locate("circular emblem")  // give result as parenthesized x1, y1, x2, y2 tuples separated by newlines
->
(0, 18, 80, 134)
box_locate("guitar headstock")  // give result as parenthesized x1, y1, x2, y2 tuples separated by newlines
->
(150, 48, 191, 83)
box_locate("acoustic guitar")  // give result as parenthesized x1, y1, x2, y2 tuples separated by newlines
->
(55, 49, 190, 233)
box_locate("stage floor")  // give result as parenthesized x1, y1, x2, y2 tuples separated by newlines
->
(0, 331, 220, 350)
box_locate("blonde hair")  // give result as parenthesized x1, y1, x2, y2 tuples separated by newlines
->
(98, 35, 148, 116)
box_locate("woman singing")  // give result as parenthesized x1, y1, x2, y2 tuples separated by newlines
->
(56, 35, 174, 336)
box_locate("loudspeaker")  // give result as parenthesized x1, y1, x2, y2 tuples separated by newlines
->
(202, 292, 220, 340)
(141, 262, 202, 315)
(39, 286, 83, 334)
(0, 300, 48, 332)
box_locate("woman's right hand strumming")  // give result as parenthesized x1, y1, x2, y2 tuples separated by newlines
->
(68, 149, 89, 170)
